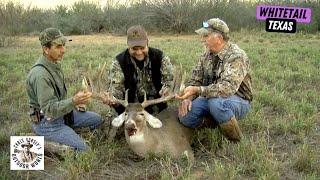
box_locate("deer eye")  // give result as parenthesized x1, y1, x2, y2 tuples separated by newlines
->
(137, 112, 144, 117)
(124, 112, 128, 117)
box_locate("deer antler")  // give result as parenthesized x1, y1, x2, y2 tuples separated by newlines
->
(98, 65, 185, 108)
(103, 89, 129, 107)
(141, 65, 186, 108)
(81, 62, 107, 100)
(79, 62, 130, 108)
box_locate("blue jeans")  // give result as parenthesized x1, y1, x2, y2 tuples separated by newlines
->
(180, 95, 251, 128)
(32, 110, 102, 151)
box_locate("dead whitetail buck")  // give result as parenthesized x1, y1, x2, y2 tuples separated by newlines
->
(108, 67, 195, 160)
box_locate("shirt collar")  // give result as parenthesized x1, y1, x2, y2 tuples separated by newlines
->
(216, 42, 231, 60)
(39, 55, 62, 70)
(130, 56, 150, 68)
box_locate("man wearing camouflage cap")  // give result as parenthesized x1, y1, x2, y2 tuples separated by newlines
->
(105, 25, 173, 115)
(176, 18, 252, 142)
(26, 28, 102, 151)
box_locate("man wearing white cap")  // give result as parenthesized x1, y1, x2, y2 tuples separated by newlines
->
(176, 18, 253, 142)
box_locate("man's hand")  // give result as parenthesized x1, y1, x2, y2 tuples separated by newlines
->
(178, 99, 192, 118)
(175, 86, 200, 100)
(72, 91, 92, 106)
(101, 92, 116, 106)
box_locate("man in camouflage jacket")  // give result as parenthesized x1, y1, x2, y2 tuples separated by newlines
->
(105, 25, 173, 115)
(176, 18, 253, 142)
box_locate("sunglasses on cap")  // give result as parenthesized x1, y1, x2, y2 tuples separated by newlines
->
(202, 21, 210, 28)
(202, 21, 225, 35)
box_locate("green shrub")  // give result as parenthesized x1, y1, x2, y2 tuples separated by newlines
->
(1, 0, 319, 35)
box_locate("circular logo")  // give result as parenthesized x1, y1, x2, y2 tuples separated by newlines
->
(10, 136, 44, 170)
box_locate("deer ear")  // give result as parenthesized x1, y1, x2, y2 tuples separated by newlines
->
(144, 111, 162, 128)
(112, 113, 125, 127)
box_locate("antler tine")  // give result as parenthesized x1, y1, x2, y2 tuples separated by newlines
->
(101, 90, 128, 107)
(141, 94, 175, 108)
(124, 89, 129, 106)
(81, 62, 108, 102)
(95, 62, 107, 93)
(171, 66, 178, 92)
(81, 62, 93, 91)
(143, 90, 147, 102)
(141, 65, 184, 108)
(113, 89, 128, 107)
(83, 75, 102, 100)
(88, 75, 94, 93)
(170, 64, 185, 94)
(81, 76, 89, 92)
(179, 70, 186, 94)
(97, 62, 107, 79)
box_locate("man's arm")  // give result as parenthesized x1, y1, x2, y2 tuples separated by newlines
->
(187, 55, 204, 87)
(176, 55, 205, 116)
(108, 60, 125, 100)
(160, 55, 173, 95)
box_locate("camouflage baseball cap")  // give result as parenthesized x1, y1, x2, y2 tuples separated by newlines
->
(195, 18, 229, 36)
(127, 25, 148, 48)
(39, 28, 68, 46)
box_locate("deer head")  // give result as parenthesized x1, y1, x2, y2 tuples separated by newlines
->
(110, 65, 186, 137)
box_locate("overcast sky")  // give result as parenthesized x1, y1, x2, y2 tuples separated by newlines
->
(4, 0, 124, 9)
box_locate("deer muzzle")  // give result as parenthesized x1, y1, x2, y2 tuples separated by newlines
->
(125, 120, 137, 136)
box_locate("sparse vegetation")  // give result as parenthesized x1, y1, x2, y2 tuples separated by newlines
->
(0, 0, 319, 36)
(0, 30, 319, 179)
(0, 0, 319, 179)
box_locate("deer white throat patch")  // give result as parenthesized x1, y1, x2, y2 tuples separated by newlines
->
(127, 133, 145, 144)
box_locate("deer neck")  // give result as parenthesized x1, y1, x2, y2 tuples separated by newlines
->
(126, 126, 155, 154)
(127, 124, 153, 142)
(126, 132, 145, 144)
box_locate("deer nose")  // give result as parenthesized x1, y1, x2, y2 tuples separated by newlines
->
(125, 119, 135, 127)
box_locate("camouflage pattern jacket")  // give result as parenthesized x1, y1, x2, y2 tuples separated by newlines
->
(108, 48, 173, 102)
(26, 55, 74, 120)
(188, 42, 253, 101)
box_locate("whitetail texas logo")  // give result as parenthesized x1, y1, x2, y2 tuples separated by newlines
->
(10, 136, 44, 170)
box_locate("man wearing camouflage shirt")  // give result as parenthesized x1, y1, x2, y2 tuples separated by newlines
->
(26, 28, 102, 151)
(105, 25, 173, 114)
(176, 18, 252, 142)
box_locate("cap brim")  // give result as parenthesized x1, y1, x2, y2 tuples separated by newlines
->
(51, 36, 71, 45)
(127, 39, 147, 48)
(21, 144, 33, 148)
(195, 28, 211, 35)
